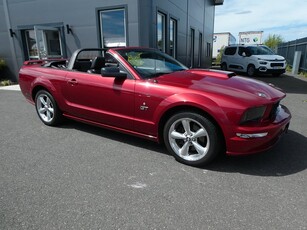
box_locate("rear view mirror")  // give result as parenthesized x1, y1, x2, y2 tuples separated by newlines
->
(101, 67, 127, 79)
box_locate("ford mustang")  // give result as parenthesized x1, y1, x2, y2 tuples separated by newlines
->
(19, 48, 291, 166)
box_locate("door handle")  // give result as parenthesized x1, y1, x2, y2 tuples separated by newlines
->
(68, 79, 78, 86)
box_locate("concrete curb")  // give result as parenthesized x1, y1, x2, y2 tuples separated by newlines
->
(0, 84, 21, 91)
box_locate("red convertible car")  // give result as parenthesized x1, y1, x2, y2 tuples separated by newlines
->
(19, 48, 291, 166)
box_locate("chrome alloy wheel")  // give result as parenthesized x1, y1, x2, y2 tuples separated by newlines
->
(36, 93, 55, 123)
(168, 118, 210, 161)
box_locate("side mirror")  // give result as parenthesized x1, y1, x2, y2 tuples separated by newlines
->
(101, 67, 127, 79)
(242, 52, 247, 57)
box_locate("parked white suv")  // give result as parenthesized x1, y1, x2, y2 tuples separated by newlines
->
(221, 45, 286, 77)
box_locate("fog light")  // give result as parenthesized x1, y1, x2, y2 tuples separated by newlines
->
(236, 132, 268, 139)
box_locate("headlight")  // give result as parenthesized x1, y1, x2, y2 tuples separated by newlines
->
(259, 61, 267, 65)
(240, 106, 267, 124)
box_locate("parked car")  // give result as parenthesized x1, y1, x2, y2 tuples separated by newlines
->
(221, 45, 286, 77)
(19, 48, 291, 166)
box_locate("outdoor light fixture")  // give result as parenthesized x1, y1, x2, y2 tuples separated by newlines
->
(9, 29, 16, 38)
(66, 24, 73, 34)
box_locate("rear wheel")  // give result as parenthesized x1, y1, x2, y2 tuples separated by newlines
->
(35, 90, 62, 126)
(247, 65, 256, 77)
(163, 112, 222, 166)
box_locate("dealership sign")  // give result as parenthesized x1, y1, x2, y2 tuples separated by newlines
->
(239, 31, 263, 45)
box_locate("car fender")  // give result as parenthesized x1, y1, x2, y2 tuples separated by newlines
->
(153, 92, 231, 135)
(247, 57, 259, 69)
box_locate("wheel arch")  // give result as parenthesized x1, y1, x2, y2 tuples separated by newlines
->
(32, 85, 49, 101)
(31, 83, 66, 113)
(246, 63, 256, 76)
(221, 62, 227, 70)
(247, 63, 256, 68)
(157, 105, 226, 149)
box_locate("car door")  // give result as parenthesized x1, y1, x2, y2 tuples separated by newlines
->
(223, 46, 237, 71)
(236, 47, 250, 72)
(229, 46, 245, 72)
(62, 69, 135, 130)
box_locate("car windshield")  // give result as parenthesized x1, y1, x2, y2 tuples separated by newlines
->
(116, 49, 188, 79)
(246, 46, 275, 55)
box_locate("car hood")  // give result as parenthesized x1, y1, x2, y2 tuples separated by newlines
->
(253, 54, 285, 61)
(156, 69, 285, 104)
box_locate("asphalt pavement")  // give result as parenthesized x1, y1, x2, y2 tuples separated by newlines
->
(0, 74, 306, 229)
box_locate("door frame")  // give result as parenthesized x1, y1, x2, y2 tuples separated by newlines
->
(18, 23, 67, 60)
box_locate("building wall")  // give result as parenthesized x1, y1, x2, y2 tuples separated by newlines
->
(0, 0, 19, 81)
(0, 0, 216, 80)
(203, 0, 215, 67)
(139, 0, 215, 67)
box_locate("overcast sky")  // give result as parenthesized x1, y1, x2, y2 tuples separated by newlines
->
(214, 0, 307, 42)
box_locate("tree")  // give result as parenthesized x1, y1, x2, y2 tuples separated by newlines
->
(264, 34, 284, 50)
(216, 46, 225, 65)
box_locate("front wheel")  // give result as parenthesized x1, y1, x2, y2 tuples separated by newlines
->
(247, 65, 256, 77)
(163, 112, 223, 166)
(35, 90, 62, 126)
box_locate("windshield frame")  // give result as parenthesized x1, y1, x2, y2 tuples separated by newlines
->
(114, 48, 188, 79)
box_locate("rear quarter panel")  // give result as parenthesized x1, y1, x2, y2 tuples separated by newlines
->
(19, 65, 68, 109)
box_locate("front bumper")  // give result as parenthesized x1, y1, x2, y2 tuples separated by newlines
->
(226, 104, 291, 155)
(257, 67, 286, 75)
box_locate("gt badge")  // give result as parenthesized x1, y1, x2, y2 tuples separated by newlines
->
(140, 102, 149, 111)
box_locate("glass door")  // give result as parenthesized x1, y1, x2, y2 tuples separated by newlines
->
(34, 26, 63, 59)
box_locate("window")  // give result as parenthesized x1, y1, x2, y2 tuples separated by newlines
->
(190, 28, 195, 67)
(23, 26, 63, 60)
(169, 18, 177, 58)
(198, 32, 203, 67)
(100, 8, 126, 48)
(157, 12, 166, 52)
(238, 47, 247, 56)
(25, 30, 38, 59)
(224, 47, 237, 55)
(206, 42, 211, 57)
(247, 46, 275, 55)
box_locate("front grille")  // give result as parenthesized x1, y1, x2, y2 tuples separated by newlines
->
(271, 63, 283, 67)
(270, 101, 280, 120)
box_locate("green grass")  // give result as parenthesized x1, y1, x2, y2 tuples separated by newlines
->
(0, 80, 13, 86)
(286, 65, 292, 72)
(299, 71, 307, 78)
(286, 65, 307, 78)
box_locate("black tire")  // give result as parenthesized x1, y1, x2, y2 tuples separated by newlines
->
(163, 112, 223, 166)
(35, 90, 62, 126)
(247, 65, 256, 77)
(221, 63, 227, 71)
